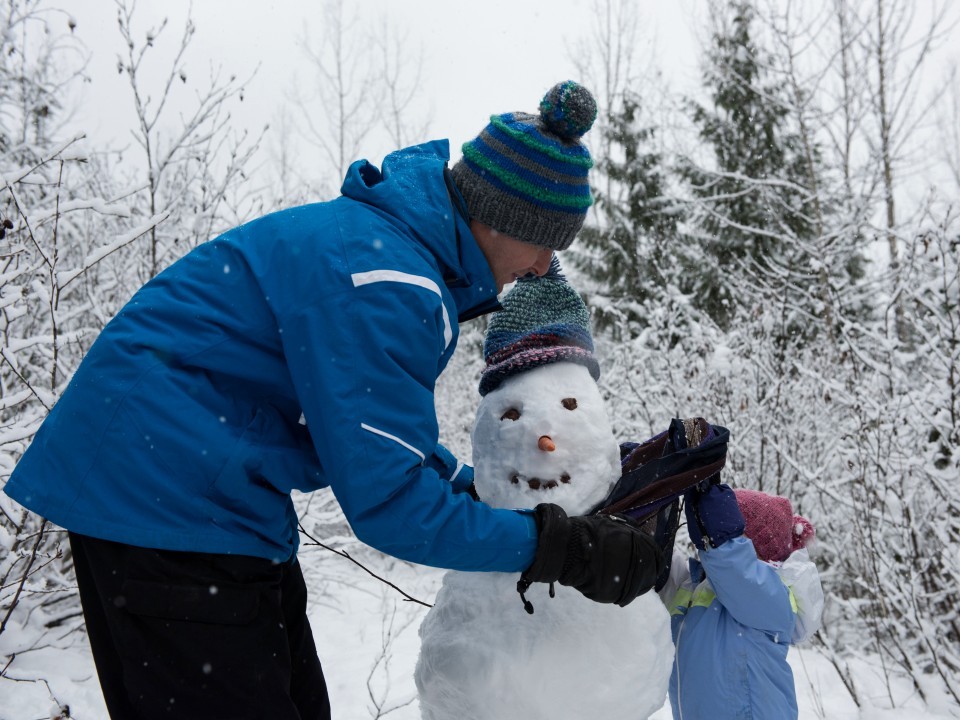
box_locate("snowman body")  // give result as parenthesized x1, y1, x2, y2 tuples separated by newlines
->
(415, 362, 672, 720)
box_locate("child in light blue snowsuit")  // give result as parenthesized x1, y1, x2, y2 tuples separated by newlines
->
(659, 484, 824, 720)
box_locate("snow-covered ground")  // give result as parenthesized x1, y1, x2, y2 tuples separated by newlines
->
(2, 533, 957, 720)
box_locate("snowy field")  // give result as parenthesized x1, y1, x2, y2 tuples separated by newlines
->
(2, 527, 957, 720)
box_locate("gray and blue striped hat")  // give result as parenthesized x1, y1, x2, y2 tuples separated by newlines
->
(451, 81, 597, 251)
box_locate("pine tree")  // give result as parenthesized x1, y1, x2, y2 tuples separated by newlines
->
(679, 0, 820, 330)
(572, 91, 681, 338)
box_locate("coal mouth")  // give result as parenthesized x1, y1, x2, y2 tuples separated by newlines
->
(509, 472, 572, 490)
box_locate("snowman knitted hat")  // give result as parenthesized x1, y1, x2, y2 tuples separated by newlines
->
(479, 259, 599, 396)
(451, 80, 597, 251)
(734, 489, 816, 563)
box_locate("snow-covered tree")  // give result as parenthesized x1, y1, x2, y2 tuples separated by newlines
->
(114, 0, 265, 280)
(679, 0, 823, 332)
(572, 91, 683, 337)
(1, 2, 264, 694)
(0, 0, 147, 659)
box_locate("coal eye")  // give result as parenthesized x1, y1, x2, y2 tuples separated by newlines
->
(500, 408, 521, 421)
(561, 398, 578, 410)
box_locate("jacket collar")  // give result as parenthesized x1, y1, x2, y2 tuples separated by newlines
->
(340, 140, 500, 323)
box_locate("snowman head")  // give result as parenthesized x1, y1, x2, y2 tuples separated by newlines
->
(472, 361, 620, 514)
(471, 260, 619, 514)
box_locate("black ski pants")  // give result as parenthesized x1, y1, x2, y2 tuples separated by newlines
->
(69, 532, 331, 720)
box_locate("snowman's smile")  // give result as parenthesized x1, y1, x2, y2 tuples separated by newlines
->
(510, 472, 572, 490)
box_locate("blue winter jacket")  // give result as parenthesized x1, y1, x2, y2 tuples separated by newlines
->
(661, 536, 816, 720)
(4, 140, 539, 568)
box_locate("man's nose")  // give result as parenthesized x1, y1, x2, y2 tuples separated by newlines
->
(532, 249, 554, 276)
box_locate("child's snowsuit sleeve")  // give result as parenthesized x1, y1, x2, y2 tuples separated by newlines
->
(698, 535, 796, 639)
(776, 548, 824, 643)
(657, 548, 691, 608)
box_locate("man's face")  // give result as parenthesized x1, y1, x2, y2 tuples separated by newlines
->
(471, 220, 554, 292)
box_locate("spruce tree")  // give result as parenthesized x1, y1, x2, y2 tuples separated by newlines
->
(679, 0, 819, 330)
(572, 91, 681, 338)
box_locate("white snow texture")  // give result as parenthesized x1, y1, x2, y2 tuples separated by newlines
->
(415, 362, 673, 719)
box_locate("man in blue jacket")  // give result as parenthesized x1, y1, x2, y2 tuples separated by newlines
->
(4, 81, 663, 719)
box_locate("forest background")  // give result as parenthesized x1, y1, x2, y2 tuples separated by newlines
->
(1, 0, 959, 717)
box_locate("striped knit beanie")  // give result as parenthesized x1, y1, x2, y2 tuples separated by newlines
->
(734, 489, 816, 563)
(451, 80, 597, 251)
(479, 259, 599, 396)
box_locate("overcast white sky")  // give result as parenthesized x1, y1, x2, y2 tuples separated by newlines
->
(67, 1, 701, 168)
(61, 0, 958, 206)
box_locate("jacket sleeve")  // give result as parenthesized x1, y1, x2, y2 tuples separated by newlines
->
(279, 275, 537, 573)
(425, 443, 475, 494)
(698, 536, 796, 638)
(657, 548, 692, 609)
(776, 548, 824, 643)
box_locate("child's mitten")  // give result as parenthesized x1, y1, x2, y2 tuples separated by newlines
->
(684, 483, 745, 550)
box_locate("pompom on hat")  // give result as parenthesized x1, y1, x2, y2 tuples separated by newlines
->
(451, 80, 597, 252)
(479, 258, 599, 396)
(734, 489, 815, 563)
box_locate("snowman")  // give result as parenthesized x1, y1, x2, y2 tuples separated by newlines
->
(415, 265, 673, 720)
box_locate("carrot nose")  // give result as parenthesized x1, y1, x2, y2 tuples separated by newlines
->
(538, 435, 556, 452)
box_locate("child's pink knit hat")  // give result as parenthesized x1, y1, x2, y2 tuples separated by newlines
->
(734, 489, 815, 563)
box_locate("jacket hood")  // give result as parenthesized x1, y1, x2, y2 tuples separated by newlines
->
(340, 140, 489, 300)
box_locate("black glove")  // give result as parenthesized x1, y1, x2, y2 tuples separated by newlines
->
(517, 503, 663, 613)
(684, 482, 745, 550)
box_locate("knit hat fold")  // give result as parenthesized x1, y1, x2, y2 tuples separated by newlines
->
(734, 488, 816, 563)
(479, 259, 598, 396)
(452, 80, 597, 251)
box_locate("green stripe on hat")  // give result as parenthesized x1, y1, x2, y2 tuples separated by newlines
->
(450, 81, 597, 250)
(489, 114, 594, 168)
(480, 130, 587, 185)
(462, 144, 593, 210)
